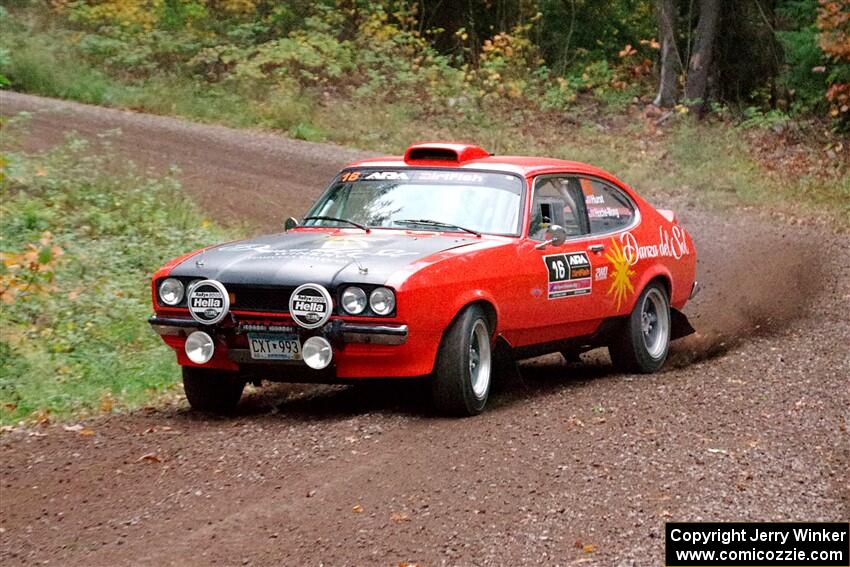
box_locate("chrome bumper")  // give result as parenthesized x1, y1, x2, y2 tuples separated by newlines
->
(148, 316, 199, 336)
(148, 316, 408, 346)
(340, 323, 408, 346)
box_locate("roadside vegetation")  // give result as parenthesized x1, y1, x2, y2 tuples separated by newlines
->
(0, 1, 847, 423)
(0, 1, 846, 221)
(0, 120, 231, 423)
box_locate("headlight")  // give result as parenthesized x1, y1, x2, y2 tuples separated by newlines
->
(159, 278, 184, 306)
(341, 286, 367, 315)
(369, 287, 395, 315)
(185, 331, 215, 364)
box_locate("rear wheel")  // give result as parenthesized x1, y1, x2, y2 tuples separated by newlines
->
(431, 305, 492, 416)
(608, 282, 671, 373)
(182, 367, 245, 414)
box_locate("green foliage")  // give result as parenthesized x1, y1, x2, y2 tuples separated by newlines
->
(288, 121, 327, 141)
(1, 1, 651, 117)
(737, 107, 793, 130)
(0, 27, 121, 104)
(229, 10, 356, 86)
(2, 0, 847, 124)
(536, 0, 655, 70)
(0, 128, 231, 423)
(776, 0, 830, 112)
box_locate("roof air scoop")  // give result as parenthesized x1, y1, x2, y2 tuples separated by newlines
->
(404, 143, 490, 164)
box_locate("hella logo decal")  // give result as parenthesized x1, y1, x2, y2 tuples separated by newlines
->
(187, 280, 230, 325)
(289, 283, 333, 329)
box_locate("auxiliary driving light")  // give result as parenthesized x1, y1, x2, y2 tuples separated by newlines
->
(302, 336, 333, 370)
(185, 331, 215, 364)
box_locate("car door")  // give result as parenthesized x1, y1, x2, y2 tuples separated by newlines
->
(577, 176, 640, 316)
(508, 174, 601, 347)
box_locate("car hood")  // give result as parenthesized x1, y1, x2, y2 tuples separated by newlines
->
(168, 230, 480, 287)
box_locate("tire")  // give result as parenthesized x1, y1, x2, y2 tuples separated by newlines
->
(182, 367, 246, 414)
(431, 305, 493, 416)
(608, 282, 671, 373)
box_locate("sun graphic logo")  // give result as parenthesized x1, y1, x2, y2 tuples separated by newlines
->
(605, 237, 636, 310)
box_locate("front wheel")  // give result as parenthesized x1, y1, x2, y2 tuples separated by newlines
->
(431, 305, 493, 416)
(608, 282, 671, 373)
(182, 367, 245, 414)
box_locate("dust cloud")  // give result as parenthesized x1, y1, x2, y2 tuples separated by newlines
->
(669, 223, 820, 365)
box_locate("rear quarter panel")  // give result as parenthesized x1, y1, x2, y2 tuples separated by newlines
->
(618, 199, 697, 312)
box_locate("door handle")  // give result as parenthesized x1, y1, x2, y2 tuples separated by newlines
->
(588, 244, 605, 253)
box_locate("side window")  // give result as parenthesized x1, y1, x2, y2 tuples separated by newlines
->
(581, 178, 636, 233)
(528, 176, 588, 241)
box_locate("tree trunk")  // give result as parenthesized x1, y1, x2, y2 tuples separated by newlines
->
(684, 0, 721, 109)
(653, 0, 679, 107)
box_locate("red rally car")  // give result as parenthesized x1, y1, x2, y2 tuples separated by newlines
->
(149, 142, 698, 416)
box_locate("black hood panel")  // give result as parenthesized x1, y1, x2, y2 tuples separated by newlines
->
(168, 231, 477, 287)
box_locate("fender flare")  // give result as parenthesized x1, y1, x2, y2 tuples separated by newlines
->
(629, 266, 695, 340)
(446, 289, 501, 336)
(627, 264, 674, 313)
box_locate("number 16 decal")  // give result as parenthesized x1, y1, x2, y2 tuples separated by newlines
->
(543, 252, 592, 299)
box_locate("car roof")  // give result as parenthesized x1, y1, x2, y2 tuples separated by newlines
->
(343, 143, 622, 183)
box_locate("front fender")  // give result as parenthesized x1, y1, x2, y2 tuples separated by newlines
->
(446, 288, 501, 331)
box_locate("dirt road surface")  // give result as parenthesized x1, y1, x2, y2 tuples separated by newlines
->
(1, 92, 848, 566)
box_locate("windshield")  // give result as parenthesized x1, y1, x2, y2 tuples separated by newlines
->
(304, 169, 525, 236)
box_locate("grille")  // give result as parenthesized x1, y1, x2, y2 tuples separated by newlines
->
(228, 285, 295, 313)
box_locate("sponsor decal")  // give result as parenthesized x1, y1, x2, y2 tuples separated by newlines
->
(321, 235, 370, 250)
(620, 226, 690, 266)
(364, 171, 410, 180)
(237, 323, 297, 334)
(605, 238, 636, 310)
(543, 252, 592, 299)
(187, 280, 230, 325)
(289, 283, 333, 329)
(339, 170, 515, 188)
(413, 171, 484, 184)
(216, 242, 419, 260)
(604, 226, 689, 310)
(588, 206, 621, 219)
(594, 266, 609, 281)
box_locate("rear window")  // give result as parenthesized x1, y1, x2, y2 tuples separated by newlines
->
(581, 179, 636, 233)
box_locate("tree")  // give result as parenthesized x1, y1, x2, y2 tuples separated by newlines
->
(653, 0, 680, 107)
(684, 0, 722, 108)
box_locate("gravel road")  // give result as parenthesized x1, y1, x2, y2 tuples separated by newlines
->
(1, 91, 848, 567)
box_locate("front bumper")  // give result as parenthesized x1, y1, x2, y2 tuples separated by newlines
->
(149, 316, 408, 346)
(148, 315, 435, 379)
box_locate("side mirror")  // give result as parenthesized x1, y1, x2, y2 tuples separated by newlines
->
(535, 225, 567, 249)
(284, 217, 299, 231)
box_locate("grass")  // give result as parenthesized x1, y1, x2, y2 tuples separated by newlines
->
(1, 7, 846, 225)
(0, 122, 233, 424)
(302, 99, 849, 224)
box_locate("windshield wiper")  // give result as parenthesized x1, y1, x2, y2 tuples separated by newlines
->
(303, 216, 371, 233)
(395, 219, 481, 237)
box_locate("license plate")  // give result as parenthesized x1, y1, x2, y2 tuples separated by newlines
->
(247, 333, 302, 361)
